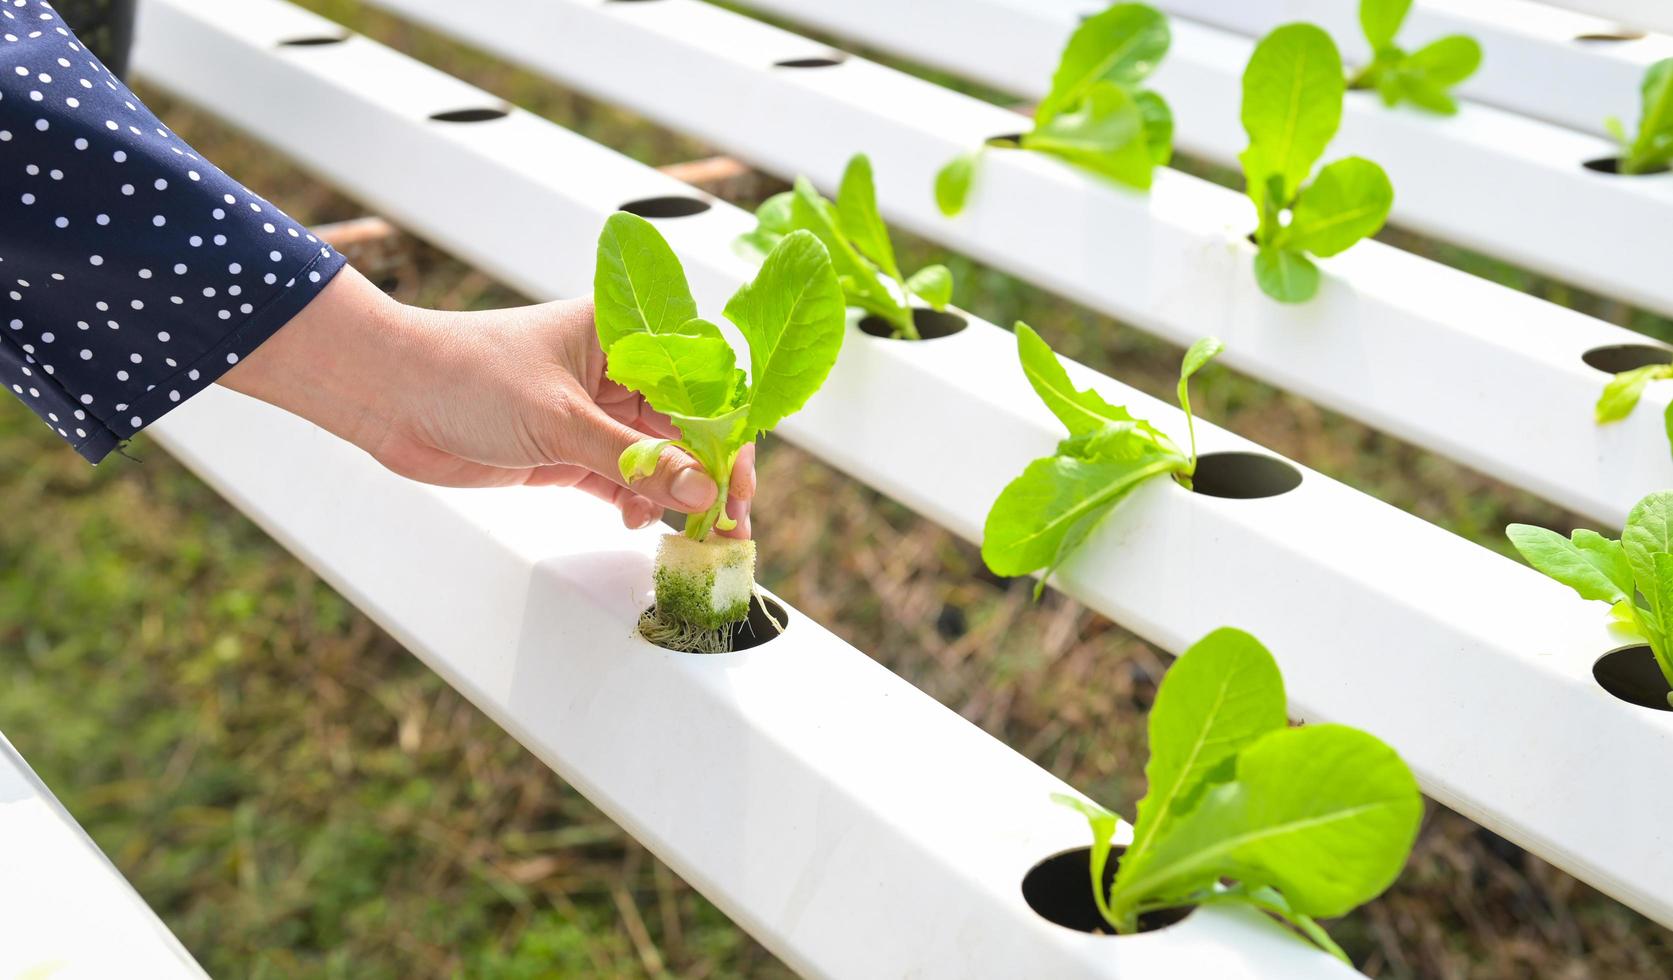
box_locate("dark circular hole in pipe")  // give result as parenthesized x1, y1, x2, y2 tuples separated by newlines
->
(617, 195, 713, 219)
(1583, 156, 1671, 176)
(640, 594, 789, 654)
(987, 132, 1025, 148)
(429, 107, 511, 123)
(1575, 29, 1647, 42)
(1582, 343, 1673, 373)
(278, 33, 349, 46)
(1594, 645, 1673, 711)
(773, 54, 847, 68)
(1023, 847, 1194, 934)
(857, 309, 969, 341)
(1188, 452, 1303, 500)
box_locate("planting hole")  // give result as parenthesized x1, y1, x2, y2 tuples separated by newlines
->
(986, 132, 1025, 147)
(1582, 343, 1673, 373)
(1575, 29, 1646, 42)
(773, 53, 847, 68)
(641, 594, 789, 654)
(1583, 156, 1672, 176)
(1593, 646, 1673, 711)
(618, 195, 712, 219)
(857, 309, 968, 340)
(1189, 452, 1302, 499)
(1023, 847, 1193, 934)
(429, 107, 510, 123)
(278, 33, 348, 46)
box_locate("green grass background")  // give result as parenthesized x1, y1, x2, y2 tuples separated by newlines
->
(3, 1, 1673, 976)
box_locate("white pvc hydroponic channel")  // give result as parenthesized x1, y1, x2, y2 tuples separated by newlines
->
(136, 0, 1673, 931)
(732, 0, 1673, 321)
(361, 0, 1673, 529)
(0, 733, 208, 978)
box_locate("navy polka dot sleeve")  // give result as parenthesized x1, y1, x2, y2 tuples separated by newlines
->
(1, 0, 347, 462)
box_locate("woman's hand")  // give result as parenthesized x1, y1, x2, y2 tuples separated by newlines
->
(220, 267, 754, 536)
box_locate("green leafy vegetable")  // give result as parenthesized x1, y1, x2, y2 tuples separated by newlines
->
(1595, 361, 1673, 462)
(1350, 0, 1482, 115)
(1509, 491, 1673, 704)
(981, 325, 1221, 595)
(933, 4, 1174, 216)
(737, 155, 956, 340)
(1241, 24, 1393, 303)
(597, 211, 845, 540)
(1605, 58, 1673, 175)
(1058, 628, 1421, 956)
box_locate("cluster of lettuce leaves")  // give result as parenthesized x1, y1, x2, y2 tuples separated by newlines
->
(982, 325, 1220, 596)
(1242, 24, 1395, 304)
(1606, 57, 1673, 176)
(1508, 491, 1673, 705)
(1056, 627, 1421, 957)
(1348, 0, 1482, 114)
(596, 212, 846, 540)
(738, 154, 952, 340)
(1596, 356, 1673, 460)
(933, 3, 1174, 217)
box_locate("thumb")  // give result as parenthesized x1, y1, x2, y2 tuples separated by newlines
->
(560, 402, 719, 515)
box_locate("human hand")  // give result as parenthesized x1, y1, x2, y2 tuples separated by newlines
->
(220, 267, 755, 536)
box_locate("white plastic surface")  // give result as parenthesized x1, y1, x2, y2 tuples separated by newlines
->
(361, 0, 1673, 529)
(136, 0, 1673, 930)
(1144, 0, 1673, 137)
(1528, 0, 1673, 36)
(0, 734, 207, 979)
(734, 0, 1673, 319)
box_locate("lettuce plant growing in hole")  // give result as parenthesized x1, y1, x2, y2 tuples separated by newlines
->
(738, 154, 953, 340)
(1508, 491, 1673, 705)
(933, 3, 1174, 216)
(982, 324, 1221, 595)
(1603, 57, 1673, 175)
(1595, 358, 1673, 459)
(596, 212, 845, 651)
(1241, 24, 1394, 304)
(1054, 627, 1421, 957)
(1349, 0, 1482, 114)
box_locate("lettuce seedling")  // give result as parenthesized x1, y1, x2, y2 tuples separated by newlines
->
(596, 212, 845, 651)
(738, 154, 953, 340)
(1054, 627, 1421, 957)
(1242, 24, 1395, 303)
(1605, 58, 1673, 175)
(982, 324, 1221, 596)
(1509, 491, 1673, 704)
(1349, 0, 1482, 114)
(1595, 360, 1673, 460)
(933, 3, 1174, 216)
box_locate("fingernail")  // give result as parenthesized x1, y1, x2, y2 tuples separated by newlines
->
(670, 468, 717, 509)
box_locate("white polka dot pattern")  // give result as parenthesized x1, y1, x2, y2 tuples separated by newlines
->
(0, 0, 347, 461)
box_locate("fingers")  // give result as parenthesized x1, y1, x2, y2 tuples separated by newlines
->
(596, 378, 680, 439)
(714, 442, 755, 540)
(557, 401, 719, 516)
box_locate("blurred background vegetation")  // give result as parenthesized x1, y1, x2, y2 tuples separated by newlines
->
(3, 1, 1672, 976)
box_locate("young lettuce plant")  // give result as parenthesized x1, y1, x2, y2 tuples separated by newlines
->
(1350, 0, 1483, 114)
(1595, 359, 1673, 460)
(934, 3, 1174, 216)
(738, 154, 953, 340)
(1508, 491, 1673, 705)
(1604, 57, 1673, 175)
(1054, 628, 1421, 957)
(1241, 23, 1395, 304)
(982, 325, 1222, 596)
(596, 212, 846, 652)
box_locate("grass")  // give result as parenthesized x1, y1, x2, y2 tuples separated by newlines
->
(2, 1, 1672, 977)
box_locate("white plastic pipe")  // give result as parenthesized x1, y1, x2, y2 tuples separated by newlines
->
(1526, 0, 1673, 36)
(136, 0, 1673, 930)
(359, 0, 1673, 531)
(1142, 0, 1673, 138)
(0, 734, 208, 978)
(732, 0, 1673, 321)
